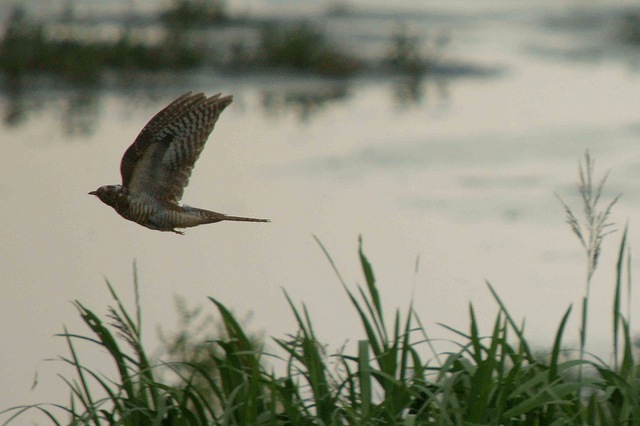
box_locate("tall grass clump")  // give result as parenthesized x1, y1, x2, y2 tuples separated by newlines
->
(1, 266, 227, 424)
(555, 150, 620, 365)
(3, 152, 640, 424)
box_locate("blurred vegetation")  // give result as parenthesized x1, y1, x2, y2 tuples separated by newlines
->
(385, 25, 450, 77)
(385, 26, 427, 75)
(621, 10, 640, 44)
(261, 84, 349, 121)
(0, 1, 482, 129)
(158, 295, 264, 406)
(0, 2, 439, 83)
(257, 23, 361, 76)
(0, 6, 203, 85)
(0, 5, 365, 85)
(161, 0, 229, 28)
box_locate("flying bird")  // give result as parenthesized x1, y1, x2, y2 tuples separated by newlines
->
(90, 92, 269, 234)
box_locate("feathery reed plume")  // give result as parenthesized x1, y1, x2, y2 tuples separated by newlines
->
(555, 150, 620, 366)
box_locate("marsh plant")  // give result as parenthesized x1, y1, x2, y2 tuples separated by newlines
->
(3, 154, 640, 424)
(555, 151, 621, 365)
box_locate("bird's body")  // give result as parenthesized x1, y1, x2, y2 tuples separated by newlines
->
(90, 92, 269, 234)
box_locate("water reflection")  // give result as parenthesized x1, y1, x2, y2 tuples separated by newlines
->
(391, 73, 450, 107)
(3, 81, 26, 127)
(61, 91, 100, 137)
(0, 83, 101, 137)
(0, 71, 457, 134)
(1, 82, 351, 133)
(261, 84, 349, 121)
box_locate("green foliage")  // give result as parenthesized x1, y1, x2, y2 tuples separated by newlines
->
(259, 23, 360, 76)
(0, 6, 204, 84)
(0, 7, 360, 83)
(621, 10, 640, 44)
(2, 266, 219, 424)
(158, 296, 264, 414)
(4, 231, 640, 424)
(161, 0, 228, 28)
(4, 154, 640, 424)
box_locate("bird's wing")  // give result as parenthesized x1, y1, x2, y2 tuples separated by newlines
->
(120, 92, 233, 204)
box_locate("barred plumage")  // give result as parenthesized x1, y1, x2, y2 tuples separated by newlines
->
(90, 92, 269, 234)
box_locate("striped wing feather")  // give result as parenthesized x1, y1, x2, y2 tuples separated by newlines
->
(120, 92, 233, 204)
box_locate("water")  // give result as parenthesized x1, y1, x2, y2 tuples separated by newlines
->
(3, 0, 640, 417)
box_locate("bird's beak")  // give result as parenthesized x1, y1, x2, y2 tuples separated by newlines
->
(88, 191, 97, 196)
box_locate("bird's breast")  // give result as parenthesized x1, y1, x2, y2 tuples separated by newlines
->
(116, 194, 158, 224)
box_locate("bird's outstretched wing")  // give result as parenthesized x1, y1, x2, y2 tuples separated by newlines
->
(120, 92, 233, 204)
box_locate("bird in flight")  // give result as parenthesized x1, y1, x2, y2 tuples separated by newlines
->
(90, 92, 269, 234)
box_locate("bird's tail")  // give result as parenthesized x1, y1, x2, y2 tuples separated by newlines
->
(185, 206, 269, 224)
(221, 214, 270, 223)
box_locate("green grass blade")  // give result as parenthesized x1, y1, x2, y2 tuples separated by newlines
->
(343, 286, 383, 364)
(398, 302, 414, 383)
(74, 302, 135, 402)
(313, 235, 348, 287)
(55, 357, 122, 413)
(314, 236, 387, 366)
(358, 340, 371, 418)
(613, 224, 628, 370)
(358, 236, 384, 329)
(549, 305, 572, 383)
(620, 317, 635, 377)
(356, 286, 388, 352)
(627, 247, 632, 325)
(468, 311, 502, 422)
(413, 313, 443, 368)
(579, 296, 587, 366)
(1, 404, 65, 426)
(502, 385, 575, 419)
(277, 291, 337, 423)
(438, 322, 472, 341)
(486, 282, 533, 361)
(60, 326, 99, 425)
(209, 297, 259, 356)
(469, 304, 482, 361)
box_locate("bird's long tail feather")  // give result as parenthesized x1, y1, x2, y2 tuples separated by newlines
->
(221, 214, 270, 223)
(182, 206, 269, 225)
(184, 206, 271, 223)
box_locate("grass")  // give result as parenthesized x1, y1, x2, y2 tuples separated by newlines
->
(555, 151, 620, 369)
(2, 152, 639, 424)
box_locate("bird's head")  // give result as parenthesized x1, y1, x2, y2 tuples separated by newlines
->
(89, 185, 127, 208)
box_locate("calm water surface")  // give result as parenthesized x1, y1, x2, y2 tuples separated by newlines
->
(4, 0, 640, 415)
